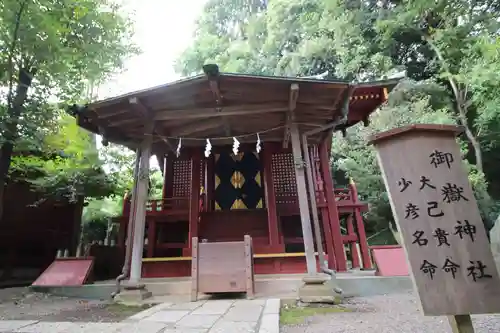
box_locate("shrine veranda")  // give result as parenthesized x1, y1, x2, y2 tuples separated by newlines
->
(70, 68, 400, 281)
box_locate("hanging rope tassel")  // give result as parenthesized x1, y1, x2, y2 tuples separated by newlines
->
(205, 139, 212, 158)
(176, 138, 182, 158)
(232, 137, 240, 156)
(256, 133, 261, 153)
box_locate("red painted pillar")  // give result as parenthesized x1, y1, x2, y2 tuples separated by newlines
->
(262, 144, 282, 252)
(319, 140, 347, 272)
(349, 180, 372, 269)
(346, 214, 360, 268)
(188, 150, 202, 252)
(312, 146, 337, 270)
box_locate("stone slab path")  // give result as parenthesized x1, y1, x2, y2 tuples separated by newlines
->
(0, 298, 279, 333)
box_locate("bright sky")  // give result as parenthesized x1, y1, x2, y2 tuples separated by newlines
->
(98, 0, 207, 98)
(96, 0, 208, 169)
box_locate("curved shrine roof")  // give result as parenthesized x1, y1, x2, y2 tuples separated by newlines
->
(69, 69, 401, 152)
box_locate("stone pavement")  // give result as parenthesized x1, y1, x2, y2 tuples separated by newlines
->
(0, 298, 280, 333)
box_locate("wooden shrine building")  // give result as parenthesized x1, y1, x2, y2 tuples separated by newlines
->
(70, 66, 399, 283)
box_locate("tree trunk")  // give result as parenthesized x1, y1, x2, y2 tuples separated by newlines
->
(458, 113, 484, 174)
(0, 68, 35, 222)
(424, 36, 484, 174)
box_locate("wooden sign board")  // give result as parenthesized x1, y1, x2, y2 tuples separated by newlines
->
(371, 124, 500, 316)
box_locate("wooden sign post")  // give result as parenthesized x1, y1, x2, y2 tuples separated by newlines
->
(370, 124, 500, 332)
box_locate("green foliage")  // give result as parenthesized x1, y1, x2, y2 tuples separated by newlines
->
(176, 0, 500, 241)
(80, 144, 164, 242)
(0, 0, 139, 225)
(10, 114, 117, 203)
(0, 0, 138, 100)
(334, 80, 497, 236)
(333, 80, 457, 235)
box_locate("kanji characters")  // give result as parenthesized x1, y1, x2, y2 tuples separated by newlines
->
(427, 201, 444, 218)
(419, 176, 436, 190)
(412, 230, 428, 246)
(430, 150, 454, 169)
(420, 260, 438, 280)
(405, 203, 420, 219)
(442, 258, 460, 279)
(441, 183, 469, 203)
(433, 228, 450, 247)
(467, 261, 493, 282)
(454, 220, 477, 242)
(398, 178, 412, 192)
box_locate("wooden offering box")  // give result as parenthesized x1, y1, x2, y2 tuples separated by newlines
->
(191, 235, 254, 301)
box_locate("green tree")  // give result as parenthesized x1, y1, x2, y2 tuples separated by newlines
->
(333, 80, 496, 240)
(10, 114, 117, 202)
(176, 0, 500, 238)
(376, 0, 500, 174)
(176, 0, 392, 79)
(0, 0, 138, 220)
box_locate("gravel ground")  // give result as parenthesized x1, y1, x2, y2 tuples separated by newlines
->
(0, 287, 148, 322)
(281, 292, 500, 333)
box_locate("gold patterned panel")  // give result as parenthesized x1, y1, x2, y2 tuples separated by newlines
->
(255, 172, 261, 186)
(231, 199, 247, 210)
(215, 201, 221, 210)
(256, 198, 263, 209)
(215, 174, 221, 189)
(230, 171, 245, 189)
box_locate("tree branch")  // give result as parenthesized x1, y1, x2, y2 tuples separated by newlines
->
(6, 0, 28, 109)
(423, 34, 484, 174)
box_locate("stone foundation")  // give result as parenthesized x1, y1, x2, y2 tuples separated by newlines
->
(114, 283, 152, 305)
(298, 274, 343, 304)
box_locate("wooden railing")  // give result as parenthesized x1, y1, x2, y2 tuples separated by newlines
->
(122, 193, 207, 216)
(275, 184, 359, 215)
(334, 187, 352, 202)
(122, 185, 360, 217)
(123, 197, 190, 216)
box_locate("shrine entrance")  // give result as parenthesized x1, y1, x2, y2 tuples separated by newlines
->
(214, 150, 264, 211)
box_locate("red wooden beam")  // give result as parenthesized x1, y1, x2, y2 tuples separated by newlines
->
(312, 145, 337, 270)
(349, 180, 372, 269)
(319, 140, 347, 271)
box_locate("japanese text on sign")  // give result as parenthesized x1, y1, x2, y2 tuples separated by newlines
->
(397, 149, 491, 282)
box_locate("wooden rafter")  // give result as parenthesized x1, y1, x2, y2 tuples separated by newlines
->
(98, 109, 129, 119)
(108, 117, 139, 127)
(283, 83, 299, 148)
(153, 104, 287, 121)
(69, 71, 401, 149)
(129, 97, 176, 153)
(204, 64, 232, 136)
(319, 86, 355, 142)
(210, 78, 232, 136)
(170, 118, 222, 138)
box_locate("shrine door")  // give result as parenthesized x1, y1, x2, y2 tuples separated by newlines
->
(214, 150, 264, 210)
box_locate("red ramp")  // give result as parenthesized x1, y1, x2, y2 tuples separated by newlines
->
(32, 257, 94, 286)
(370, 245, 409, 276)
